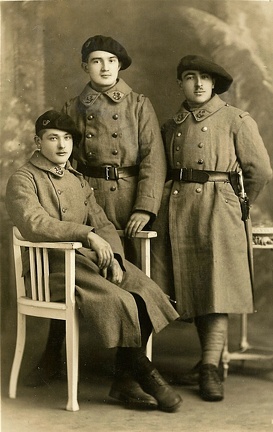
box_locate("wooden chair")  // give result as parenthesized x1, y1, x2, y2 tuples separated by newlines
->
(9, 227, 156, 411)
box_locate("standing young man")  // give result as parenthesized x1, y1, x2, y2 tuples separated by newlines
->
(63, 34, 166, 245)
(151, 55, 272, 401)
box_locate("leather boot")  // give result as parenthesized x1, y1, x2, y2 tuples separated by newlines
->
(137, 369, 182, 412)
(199, 363, 224, 401)
(109, 372, 158, 409)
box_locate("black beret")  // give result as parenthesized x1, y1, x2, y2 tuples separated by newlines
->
(81, 35, 132, 70)
(177, 55, 233, 94)
(35, 110, 82, 146)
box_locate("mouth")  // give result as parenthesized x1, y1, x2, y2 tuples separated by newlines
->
(194, 91, 205, 95)
(56, 152, 67, 156)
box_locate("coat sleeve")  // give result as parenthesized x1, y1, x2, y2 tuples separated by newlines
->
(132, 96, 167, 219)
(234, 113, 272, 203)
(5, 169, 93, 243)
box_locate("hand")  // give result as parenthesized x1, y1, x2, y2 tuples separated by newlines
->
(106, 258, 124, 285)
(86, 231, 114, 269)
(124, 212, 151, 238)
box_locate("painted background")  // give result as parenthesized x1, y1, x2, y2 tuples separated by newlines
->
(1, 0, 272, 351)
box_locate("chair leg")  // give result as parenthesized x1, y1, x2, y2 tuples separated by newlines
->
(9, 312, 26, 398)
(65, 311, 79, 411)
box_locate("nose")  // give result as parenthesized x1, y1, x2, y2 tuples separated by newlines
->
(195, 76, 203, 87)
(58, 138, 66, 149)
(101, 60, 109, 71)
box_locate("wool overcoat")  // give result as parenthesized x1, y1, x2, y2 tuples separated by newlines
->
(6, 152, 178, 348)
(62, 78, 166, 230)
(151, 95, 272, 320)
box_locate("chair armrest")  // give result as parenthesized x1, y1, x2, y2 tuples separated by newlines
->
(117, 230, 157, 239)
(13, 227, 82, 250)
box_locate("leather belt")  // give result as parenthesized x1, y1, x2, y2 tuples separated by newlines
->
(169, 168, 237, 183)
(77, 163, 139, 180)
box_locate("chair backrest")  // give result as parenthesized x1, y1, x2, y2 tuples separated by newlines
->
(12, 227, 82, 315)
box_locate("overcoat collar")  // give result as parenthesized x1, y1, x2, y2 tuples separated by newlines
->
(29, 151, 83, 178)
(173, 94, 227, 124)
(79, 78, 132, 106)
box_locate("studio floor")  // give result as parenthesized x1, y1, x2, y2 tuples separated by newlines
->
(1, 309, 273, 432)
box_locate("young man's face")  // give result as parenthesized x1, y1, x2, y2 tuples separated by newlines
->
(179, 70, 215, 107)
(36, 129, 73, 166)
(82, 50, 121, 92)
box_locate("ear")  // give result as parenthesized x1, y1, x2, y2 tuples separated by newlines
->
(81, 62, 89, 74)
(177, 79, 183, 89)
(34, 135, 41, 148)
(118, 61, 122, 72)
(212, 78, 216, 89)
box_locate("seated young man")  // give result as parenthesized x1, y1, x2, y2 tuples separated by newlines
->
(5, 110, 182, 413)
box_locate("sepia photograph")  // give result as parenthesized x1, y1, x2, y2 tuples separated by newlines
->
(1, 1, 273, 431)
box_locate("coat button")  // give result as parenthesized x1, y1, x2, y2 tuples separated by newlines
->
(196, 187, 202, 193)
(176, 146, 180, 151)
(81, 183, 84, 188)
(87, 151, 93, 158)
(84, 200, 88, 205)
(87, 115, 94, 120)
(198, 159, 204, 164)
(86, 133, 93, 139)
(57, 189, 62, 195)
(110, 186, 116, 191)
(62, 207, 67, 213)
(112, 149, 118, 155)
(201, 126, 208, 132)
(112, 114, 118, 120)
(176, 161, 181, 166)
(198, 142, 204, 148)
(112, 132, 118, 138)
(173, 190, 179, 195)
(177, 132, 182, 137)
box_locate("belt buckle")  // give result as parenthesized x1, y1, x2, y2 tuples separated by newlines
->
(105, 166, 118, 180)
(180, 168, 192, 181)
(105, 166, 110, 180)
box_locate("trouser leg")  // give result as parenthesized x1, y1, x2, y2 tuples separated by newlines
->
(195, 313, 228, 367)
(195, 313, 228, 401)
(114, 293, 153, 376)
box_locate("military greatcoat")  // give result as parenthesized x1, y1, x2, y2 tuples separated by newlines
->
(151, 95, 272, 320)
(6, 152, 178, 348)
(62, 78, 166, 230)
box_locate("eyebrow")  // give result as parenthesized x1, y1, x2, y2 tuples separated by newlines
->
(47, 132, 71, 137)
(91, 55, 118, 61)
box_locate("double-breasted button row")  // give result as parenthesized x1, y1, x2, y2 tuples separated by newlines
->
(87, 113, 119, 121)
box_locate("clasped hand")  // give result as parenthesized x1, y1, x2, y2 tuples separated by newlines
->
(86, 231, 123, 285)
